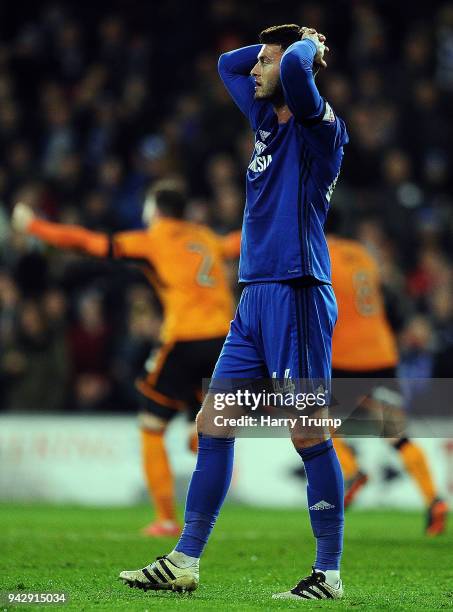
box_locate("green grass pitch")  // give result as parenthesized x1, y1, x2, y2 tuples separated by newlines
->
(1, 503, 452, 611)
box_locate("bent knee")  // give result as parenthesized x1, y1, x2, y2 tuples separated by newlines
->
(291, 433, 330, 450)
(195, 409, 207, 432)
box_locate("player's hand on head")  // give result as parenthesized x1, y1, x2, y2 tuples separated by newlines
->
(300, 27, 329, 70)
(11, 202, 35, 233)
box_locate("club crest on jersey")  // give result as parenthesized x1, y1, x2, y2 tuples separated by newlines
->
(248, 153, 272, 173)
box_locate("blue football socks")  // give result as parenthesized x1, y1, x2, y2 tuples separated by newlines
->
(298, 439, 344, 571)
(175, 434, 235, 558)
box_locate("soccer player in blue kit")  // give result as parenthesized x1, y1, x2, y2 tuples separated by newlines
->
(120, 24, 349, 600)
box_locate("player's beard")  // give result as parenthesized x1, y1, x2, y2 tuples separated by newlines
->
(255, 78, 285, 107)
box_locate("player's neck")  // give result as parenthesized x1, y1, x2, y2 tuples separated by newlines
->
(274, 104, 292, 124)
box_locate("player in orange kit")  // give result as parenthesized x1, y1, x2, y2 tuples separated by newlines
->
(327, 213, 448, 536)
(11, 179, 240, 537)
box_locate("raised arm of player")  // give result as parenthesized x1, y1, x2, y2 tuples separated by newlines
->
(280, 38, 324, 124)
(11, 202, 150, 260)
(218, 44, 264, 128)
(13, 203, 110, 257)
(28, 220, 110, 256)
(280, 34, 347, 152)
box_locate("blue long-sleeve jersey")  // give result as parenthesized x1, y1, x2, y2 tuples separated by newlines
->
(218, 40, 348, 283)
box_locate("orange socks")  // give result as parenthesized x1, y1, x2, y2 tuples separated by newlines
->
(141, 428, 176, 522)
(333, 437, 359, 481)
(394, 438, 437, 506)
(334, 435, 437, 508)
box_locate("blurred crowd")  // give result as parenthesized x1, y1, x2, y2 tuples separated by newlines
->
(1, 0, 453, 412)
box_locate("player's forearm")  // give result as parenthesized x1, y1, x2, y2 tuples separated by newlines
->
(280, 40, 324, 123)
(27, 219, 109, 257)
(218, 45, 261, 117)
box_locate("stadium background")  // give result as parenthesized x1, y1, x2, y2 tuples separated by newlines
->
(1, 0, 453, 509)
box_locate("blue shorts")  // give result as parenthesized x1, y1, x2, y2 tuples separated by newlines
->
(210, 282, 337, 392)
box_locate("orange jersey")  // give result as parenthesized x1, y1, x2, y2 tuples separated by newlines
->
(329, 236, 398, 371)
(28, 217, 240, 343)
(112, 219, 238, 342)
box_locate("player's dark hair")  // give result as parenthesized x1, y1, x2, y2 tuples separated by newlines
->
(151, 178, 187, 219)
(259, 24, 302, 50)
